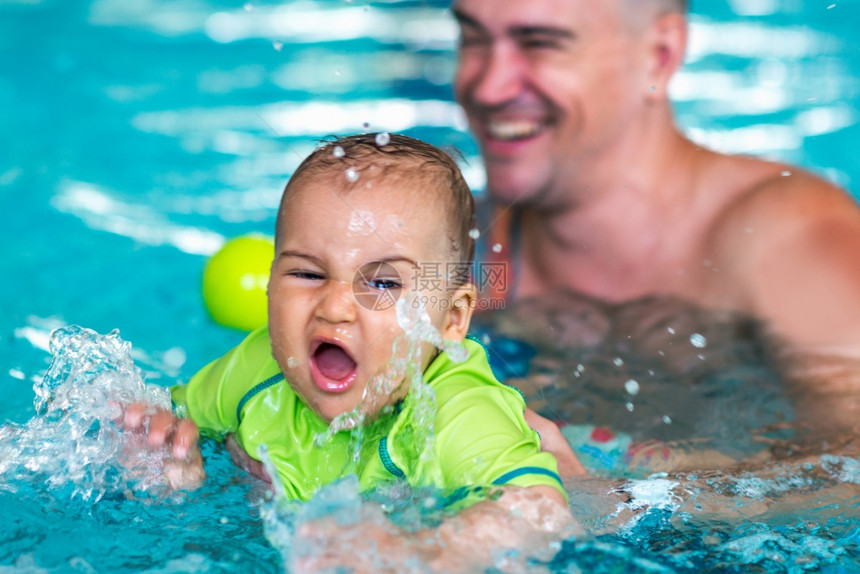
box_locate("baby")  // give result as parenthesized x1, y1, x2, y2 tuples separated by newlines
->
(125, 133, 578, 570)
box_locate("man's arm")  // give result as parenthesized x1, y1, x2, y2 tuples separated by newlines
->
(292, 484, 578, 574)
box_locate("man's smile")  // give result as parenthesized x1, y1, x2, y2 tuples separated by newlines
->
(486, 118, 547, 141)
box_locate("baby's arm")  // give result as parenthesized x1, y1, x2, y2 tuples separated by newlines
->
(293, 483, 577, 574)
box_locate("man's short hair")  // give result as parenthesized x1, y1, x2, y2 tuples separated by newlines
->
(625, 0, 688, 15)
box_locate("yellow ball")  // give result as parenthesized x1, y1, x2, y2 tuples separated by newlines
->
(203, 234, 275, 331)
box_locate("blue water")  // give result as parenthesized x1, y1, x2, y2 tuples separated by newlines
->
(1, 0, 858, 572)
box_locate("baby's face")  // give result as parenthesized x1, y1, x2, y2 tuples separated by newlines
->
(268, 170, 469, 422)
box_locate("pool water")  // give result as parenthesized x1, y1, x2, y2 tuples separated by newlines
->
(1, 0, 858, 572)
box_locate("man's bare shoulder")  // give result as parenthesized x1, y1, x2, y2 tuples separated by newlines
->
(701, 153, 860, 349)
(705, 154, 859, 255)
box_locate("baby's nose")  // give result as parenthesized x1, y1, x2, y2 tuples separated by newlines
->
(315, 280, 358, 324)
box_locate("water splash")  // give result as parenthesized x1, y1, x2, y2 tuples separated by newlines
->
(312, 295, 469, 488)
(316, 293, 466, 443)
(0, 325, 173, 502)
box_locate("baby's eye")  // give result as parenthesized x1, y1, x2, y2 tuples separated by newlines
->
(368, 278, 402, 291)
(289, 271, 324, 281)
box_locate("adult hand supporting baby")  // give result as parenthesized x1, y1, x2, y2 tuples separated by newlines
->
(121, 403, 206, 490)
(524, 408, 587, 478)
(291, 485, 579, 574)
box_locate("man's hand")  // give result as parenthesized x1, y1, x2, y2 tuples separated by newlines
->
(290, 486, 578, 574)
(524, 408, 588, 477)
(225, 433, 271, 483)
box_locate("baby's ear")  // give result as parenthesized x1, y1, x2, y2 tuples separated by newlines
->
(443, 283, 476, 341)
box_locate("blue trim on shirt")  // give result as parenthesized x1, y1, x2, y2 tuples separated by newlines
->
(440, 485, 490, 508)
(236, 373, 285, 424)
(378, 436, 405, 479)
(493, 466, 564, 488)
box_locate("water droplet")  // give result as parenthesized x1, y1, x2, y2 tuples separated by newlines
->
(613, 357, 624, 367)
(492, 243, 502, 253)
(649, 85, 656, 92)
(220, 516, 229, 524)
(667, 327, 676, 335)
(273, 41, 283, 51)
(662, 415, 672, 424)
(345, 167, 359, 182)
(625, 402, 634, 412)
(624, 379, 640, 395)
(163, 347, 186, 369)
(781, 170, 792, 177)
(287, 356, 298, 368)
(468, 228, 480, 240)
(243, 2, 253, 11)
(332, 146, 345, 158)
(362, 122, 370, 130)
(827, 3, 836, 9)
(334, 70, 341, 77)
(375, 132, 390, 146)
(576, 364, 585, 372)
(690, 333, 707, 348)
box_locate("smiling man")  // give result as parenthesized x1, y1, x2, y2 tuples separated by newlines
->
(452, 0, 860, 357)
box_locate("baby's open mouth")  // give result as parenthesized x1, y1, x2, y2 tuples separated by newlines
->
(310, 341, 358, 393)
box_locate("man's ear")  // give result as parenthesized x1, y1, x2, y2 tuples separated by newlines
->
(645, 12, 687, 101)
(443, 283, 477, 341)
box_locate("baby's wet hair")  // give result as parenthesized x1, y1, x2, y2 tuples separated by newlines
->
(277, 133, 476, 275)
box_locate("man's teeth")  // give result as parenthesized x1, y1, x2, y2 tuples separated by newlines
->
(487, 120, 543, 141)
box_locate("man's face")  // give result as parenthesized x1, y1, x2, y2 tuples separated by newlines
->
(453, 0, 650, 206)
(267, 169, 465, 423)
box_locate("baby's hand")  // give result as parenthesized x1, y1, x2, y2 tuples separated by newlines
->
(121, 403, 205, 490)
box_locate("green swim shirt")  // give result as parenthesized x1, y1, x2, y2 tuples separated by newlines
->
(171, 327, 564, 503)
